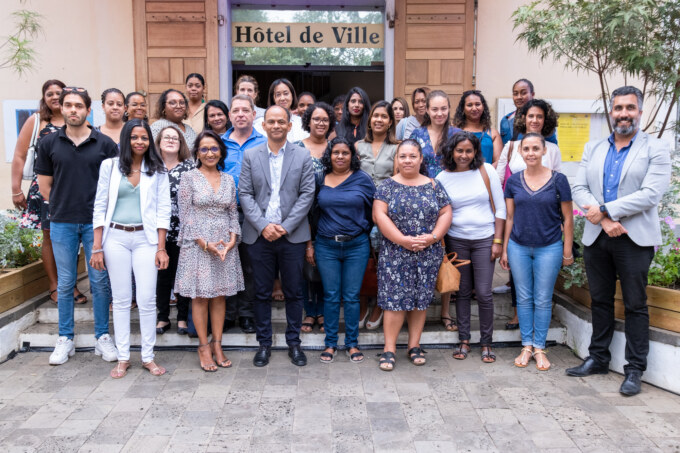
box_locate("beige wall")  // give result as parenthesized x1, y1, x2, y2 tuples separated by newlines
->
(0, 0, 135, 210)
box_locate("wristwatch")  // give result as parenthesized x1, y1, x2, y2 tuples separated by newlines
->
(599, 205, 609, 218)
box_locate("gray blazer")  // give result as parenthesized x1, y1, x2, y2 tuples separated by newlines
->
(572, 131, 671, 247)
(239, 141, 315, 244)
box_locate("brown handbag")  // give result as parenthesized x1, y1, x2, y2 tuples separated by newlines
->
(360, 248, 378, 296)
(436, 248, 471, 294)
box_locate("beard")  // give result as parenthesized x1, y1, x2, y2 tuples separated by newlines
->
(65, 114, 87, 127)
(611, 115, 639, 135)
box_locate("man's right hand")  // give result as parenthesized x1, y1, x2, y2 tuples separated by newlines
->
(262, 223, 282, 242)
(601, 217, 628, 237)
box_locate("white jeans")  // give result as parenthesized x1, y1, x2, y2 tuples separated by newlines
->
(103, 228, 158, 362)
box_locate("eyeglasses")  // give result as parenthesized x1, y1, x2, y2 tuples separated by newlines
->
(311, 117, 330, 124)
(167, 100, 186, 107)
(63, 86, 88, 94)
(162, 136, 179, 143)
(198, 146, 220, 154)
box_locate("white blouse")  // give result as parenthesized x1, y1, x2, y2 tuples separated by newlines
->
(496, 140, 562, 186)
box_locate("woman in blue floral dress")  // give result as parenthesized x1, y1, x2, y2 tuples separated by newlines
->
(373, 139, 452, 371)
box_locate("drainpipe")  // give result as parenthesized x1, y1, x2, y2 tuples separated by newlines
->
(472, 0, 478, 87)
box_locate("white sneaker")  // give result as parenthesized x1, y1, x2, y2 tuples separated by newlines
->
(492, 284, 511, 294)
(95, 334, 118, 362)
(49, 336, 75, 365)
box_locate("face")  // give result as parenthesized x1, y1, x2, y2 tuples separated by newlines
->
(44, 84, 63, 112)
(513, 81, 534, 109)
(296, 95, 314, 116)
(159, 127, 180, 154)
(61, 93, 89, 127)
(229, 99, 255, 130)
(330, 143, 352, 173)
(525, 106, 545, 134)
(237, 81, 257, 100)
(309, 108, 330, 139)
(130, 126, 150, 158)
(206, 106, 227, 132)
(273, 83, 293, 109)
(197, 136, 221, 169)
(262, 106, 292, 141)
(126, 94, 147, 120)
(370, 106, 391, 136)
(427, 96, 449, 127)
(519, 136, 546, 167)
(185, 77, 204, 101)
(392, 100, 405, 122)
(453, 139, 475, 170)
(610, 94, 641, 135)
(396, 144, 423, 177)
(164, 91, 186, 122)
(103, 92, 124, 121)
(413, 92, 427, 116)
(334, 102, 343, 122)
(463, 94, 483, 121)
(348, 93, 364, 118)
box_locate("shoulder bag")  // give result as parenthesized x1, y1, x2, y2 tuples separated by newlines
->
(502, 141, 514, 190)
(477, 163, 496, 215)
(22, 113, 41, 180)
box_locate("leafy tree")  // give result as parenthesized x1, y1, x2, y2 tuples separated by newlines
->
(0, 5, 42, 75)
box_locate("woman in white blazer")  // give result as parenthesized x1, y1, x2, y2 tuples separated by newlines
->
(91, 119, 171, 379)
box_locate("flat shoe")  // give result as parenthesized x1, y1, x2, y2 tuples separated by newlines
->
(514, 346, 533, 368)
(453, 342, 470, 360)
(441, 316, 458, 332)
(143, 361, 166, 376)
(534, 350, 550, 371)
(110, 361, 130, 379)
(319, 347, 337, 363)
(505, 322, 519, 330)
(74, 291, 88, 304)
(378, 351, 395, 371)
(156, 322, 171, 335)
(347, 349, 364, 363)
(407, 347, 427, 366)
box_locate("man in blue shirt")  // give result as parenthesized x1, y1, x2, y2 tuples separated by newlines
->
(222, 94, 266, 334)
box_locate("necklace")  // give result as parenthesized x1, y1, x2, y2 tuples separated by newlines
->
(130, 169, 141, 174)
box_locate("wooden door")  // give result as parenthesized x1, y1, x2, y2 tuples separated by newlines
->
(394, 0, 474, 108)
(132, 0, 219, 118)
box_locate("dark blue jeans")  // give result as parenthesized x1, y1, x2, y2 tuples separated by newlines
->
(315, 234, 370, 349)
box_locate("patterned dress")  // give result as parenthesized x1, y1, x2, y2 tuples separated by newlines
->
(166, 159, 196, 242)
(174, 169, 244, 298)
(21, 121, 60, 230)
(375, 178, 450, 311)
(294, 140, 326, 178)
(410, 126, 461, 178)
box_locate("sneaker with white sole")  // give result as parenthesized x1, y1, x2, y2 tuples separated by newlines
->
(95, 334, 118, 362)
(49, 336, 75, 365)
(492, 284, 511, 294)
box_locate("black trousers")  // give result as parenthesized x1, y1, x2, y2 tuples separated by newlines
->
(226, 242, 255, 320)
(247, 235, 306, 347)
(156, 240, 190, 323)
(584, 232, 654, 372)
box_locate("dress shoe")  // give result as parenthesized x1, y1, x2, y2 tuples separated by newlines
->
(565, 357, 609, 377)
(288, 345, 307, 366)
(253, 345, 271, 367)
(177, 326, 188, 335)
(239, 316, 256, 334)
(155, 322, 171, 335)
(619, 370, 642, 396)
(223, 318, 236, 332)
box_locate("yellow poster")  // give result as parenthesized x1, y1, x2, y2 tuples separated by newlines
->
(557, 113, 591, 162)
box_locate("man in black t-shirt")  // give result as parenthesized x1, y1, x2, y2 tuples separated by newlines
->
(35, 88, 119, 366)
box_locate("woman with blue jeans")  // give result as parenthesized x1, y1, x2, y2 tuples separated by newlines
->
(500, 133, 574, 371)
(312, 137, 375, 363)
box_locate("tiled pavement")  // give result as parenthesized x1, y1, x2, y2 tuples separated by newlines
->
(1, 346, 680, 452)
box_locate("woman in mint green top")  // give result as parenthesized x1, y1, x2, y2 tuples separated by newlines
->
(111, 178, 143, 224)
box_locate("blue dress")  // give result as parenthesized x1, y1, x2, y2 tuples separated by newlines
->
(375, 178, 451, 311)
(471, 130, 494, 164)
(410, 126, 461, 177)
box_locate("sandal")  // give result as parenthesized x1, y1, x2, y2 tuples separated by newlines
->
(481, 345, 496, 363)
(110, 361, 130, 379)
(316, 316, 325, 333)
(407, 347, 427, 366)
(453, 342, 471, 360)
(347, 348, 364, 363)
(514, 346, 533, 368)
(441, 316, 458, 332)
(301, 316, 315, 333)
(198, 344, 217, 372)
(378, 351, 396, 371)
(534, 349, 550, 371)
(142, 360, 166, 376)
(319, 347, 337, 363)
(210, 340, 232, 368)
(74, 289, 88, 304)
(48, 289, 58, 304)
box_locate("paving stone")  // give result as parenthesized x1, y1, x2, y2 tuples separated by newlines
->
(35, 434, 90, 452)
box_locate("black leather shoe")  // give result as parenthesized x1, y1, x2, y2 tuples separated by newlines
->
(239, 317, 256, 334)
(253, 345, 271, 367)
(223, 319, 236, 332)
(288, 345, 307, 367)
(177, 326, 188, 335)
(620, 370, 642, 396)
(156, 322, 171, 335)
(565, 357, 609, 377)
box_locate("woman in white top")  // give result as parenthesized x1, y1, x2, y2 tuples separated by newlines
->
(254, 78, 309, 142)
(436, 131, 506, 363)
(91, 119, 171, 379)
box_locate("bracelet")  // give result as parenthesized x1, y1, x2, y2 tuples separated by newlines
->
(563, 255, 574, 260)
(12, 192, 23, 197)
(493, 238, 503, 244)
(203, 240, 208, 251)
(306, 247, 313, 251)
(156, 249, 166, 253)
(92, 249, 103, 254)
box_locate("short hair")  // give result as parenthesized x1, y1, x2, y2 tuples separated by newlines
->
(411, 87, 431, 107)
(396, 139, 429, 176)
(264, 104, 291, 122)
(441, 131, 484, 171)
(234, 74, 260, 102)
(39, 79, 66, 121)
(101, 88, 124, 104)
(59, 88, 92, 109)
(185, 73, 205, 85)
(332, 95, 346, 108)
(154, 124, 191, 162)
(203, 99, 229, 131)
(364, 100, 398, 145)
(391, 97, 410, 118)
(193, 129, 227, 171)
(513, 78, 535, 95)
(119, 119, 166, 176)
(452, 90, 492, 131)
(519, 132, 546, 149)
(156, 89, 188, 120)
(515, 99, 559, 137)
(610, 86, 643, 110)
(230, 94, 255, 111)
(267, 78, 297, 110)
(301, 102, 335, 137)
(321, 136, 362, 174)
(298, 91, 316, 103)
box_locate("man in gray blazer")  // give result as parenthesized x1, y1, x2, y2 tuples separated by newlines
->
(239, 105, 315, 367)
(566, 86, 671, 396)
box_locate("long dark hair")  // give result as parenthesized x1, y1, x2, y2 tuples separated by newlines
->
(338, 87, 371, 144)
(267, 78, 298, 110)
(452, 90, 492, 131)
(193, 130, 227, 171)
(441, 131, 484, 171)
(321, 137, 362, 174)
(364, 100, 398, 145)
(118, 119, 166, 176)
(396, 139, 429, 176)
(39, 79, 66, 121)
(203, 99, 231, 132)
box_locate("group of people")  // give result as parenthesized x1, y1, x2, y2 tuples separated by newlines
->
(10, 74, 671, 395)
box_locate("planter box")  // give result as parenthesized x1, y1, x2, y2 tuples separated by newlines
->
(0, 254, 86, 315)
(555, 275, 680, 333)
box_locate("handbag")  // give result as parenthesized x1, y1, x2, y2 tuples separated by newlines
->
(22, 113, 41, 180)
(359, 248, 378, 296)
(436, 249, 471, 293)
(303, 260, 322, 282)
(502, 141, 515, 190)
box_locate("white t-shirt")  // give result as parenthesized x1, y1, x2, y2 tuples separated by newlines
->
(496, 140, 562, 186)
(254, 113, 309, 143)
(436, 163, 507, 240)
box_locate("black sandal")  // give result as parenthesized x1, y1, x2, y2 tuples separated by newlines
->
(319, 347, 337, 363)
(407, 347, 427, 366)
(346, 348, 364, 363)
(315, 315, 324, 333)
(378, 351, 396, 371)
(301, 316, 315, 333)
(453, 342, 470, 360)
(48, 289, 58, 304)
(481, 345, 496, 363)
(441, 316, 458, 332)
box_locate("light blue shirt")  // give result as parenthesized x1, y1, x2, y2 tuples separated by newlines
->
(603, 131, 637, 203)
(264, 144, 285, 224)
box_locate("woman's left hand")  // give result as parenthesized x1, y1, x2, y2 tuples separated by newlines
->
(305, 246, 316, 265)
(491, 243, 502, 261)
(155, 250, 169, 270)
(562, 256, 575, 267)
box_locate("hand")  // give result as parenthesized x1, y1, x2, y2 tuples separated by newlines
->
(274, 225, 288, 236)
(206, 240, 228, 260)
(583, 204, 605, 225)
(305, 246, 316, 265)
(401, 235, 428, 252)
(90, 252, 106, 271)
(499, 252, 510, 271)
(491, 243, 502, 261)
(155, 250, 169, 270)
(224, 239, 236, 254)
(415, 233, 435, 248)
(601, 217, 628, 237)
(12, 192, 27, 210)
(262, 223, 282, 242)
(562, 255, 575, 267)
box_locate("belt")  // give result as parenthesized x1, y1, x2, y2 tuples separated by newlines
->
(110, 222, 143, 232)
(322, 234, 359, 243)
